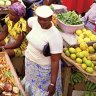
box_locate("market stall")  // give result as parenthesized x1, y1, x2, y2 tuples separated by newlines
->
(56, 10, 96, 96)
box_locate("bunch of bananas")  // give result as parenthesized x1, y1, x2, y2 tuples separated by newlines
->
(85, 81, 96, 91)
(70, 72, 85, 85)
(83, 91, 96, 96)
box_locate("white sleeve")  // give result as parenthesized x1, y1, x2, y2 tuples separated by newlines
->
(49, 31, 63, 54)
(27, 17, 33, 28)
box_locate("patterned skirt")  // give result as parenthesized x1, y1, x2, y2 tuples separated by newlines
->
(25, 57, 62, 96)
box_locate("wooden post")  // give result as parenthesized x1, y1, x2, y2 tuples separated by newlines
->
(62, 66, 71, 96)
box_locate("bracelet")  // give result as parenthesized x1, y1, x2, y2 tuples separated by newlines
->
(50, 83, 55, 86)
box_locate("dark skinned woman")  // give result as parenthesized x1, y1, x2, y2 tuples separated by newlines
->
(0, 2, 27, 57)
(25, 5, 63, 96)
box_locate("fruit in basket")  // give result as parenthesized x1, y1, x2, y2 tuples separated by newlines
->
(3, 83, 12, 92)
(78, 38, 84, 43)
(85, 60, 92, 67)
(81, 64, 87, 70)
(5, 0, 11, 6)
(76, 30, 82, 36)
(69, 47, 75, 54)
(88, 46, 95, 54)
(86, 67, 94, 74)
(76, 28, 96, 43)
(76, 52, 85, 58)
(70, 54, 76, 60)
(82, 28, 87, 32)
(13, 87, 19, 94)
(63, 48, 68, 52)
(65, 50, 70, 57)
(0, 1, 4, 6)
(75, 47, 82, 53)
(76, 58, 82, 64)
(93, 43, 96, 50)
(84, 37, 91, 42)
(82, 57, 87, 63)
(82, 51, 89, 57)
(80, 42, 88, 50)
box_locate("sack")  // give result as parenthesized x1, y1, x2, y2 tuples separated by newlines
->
(43, 43, 51, 57)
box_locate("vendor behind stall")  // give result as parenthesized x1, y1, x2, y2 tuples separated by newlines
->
(0, 2, 28, 57)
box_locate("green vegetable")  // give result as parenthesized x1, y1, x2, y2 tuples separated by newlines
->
(57, 11, 82, 25)
(5, 71, 12, 77)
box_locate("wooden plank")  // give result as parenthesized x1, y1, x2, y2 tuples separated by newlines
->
(62, 66, 71, 96)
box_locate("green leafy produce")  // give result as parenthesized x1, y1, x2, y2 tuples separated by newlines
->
(57, 11, 82, 25)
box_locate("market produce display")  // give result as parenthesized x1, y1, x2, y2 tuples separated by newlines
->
(63, 42, 96, 75)
(0, 54, 21, 96)
(57, 11, 82, 25)
(0, 0, 11, 7)
(76, 27, 96, 44)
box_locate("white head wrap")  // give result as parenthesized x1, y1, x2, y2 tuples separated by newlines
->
(35, 5, 53, 18)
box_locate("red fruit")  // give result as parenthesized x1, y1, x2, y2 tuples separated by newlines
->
(3, 83, 12, 92)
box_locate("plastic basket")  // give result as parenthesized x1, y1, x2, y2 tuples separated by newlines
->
(57, 19, 84, 34)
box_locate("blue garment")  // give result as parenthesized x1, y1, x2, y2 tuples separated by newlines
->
(23, 0, 43, 19)
(25, 57, 62, 96)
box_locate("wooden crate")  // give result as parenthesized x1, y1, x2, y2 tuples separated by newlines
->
(0, 52, 27, 96)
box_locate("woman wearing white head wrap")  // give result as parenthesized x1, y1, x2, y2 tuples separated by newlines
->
(25, 5, 63, 96)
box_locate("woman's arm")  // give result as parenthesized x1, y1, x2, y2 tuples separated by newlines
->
(4, 32, 24, 49)
(0, 25, 8, 41)
(48, 53, 61, 95)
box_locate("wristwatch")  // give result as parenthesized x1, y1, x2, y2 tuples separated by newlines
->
(50, 83, 55, 86)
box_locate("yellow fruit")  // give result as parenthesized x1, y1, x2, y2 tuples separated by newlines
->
(63, 48, 68, 52)
(77, 52, 85, 58)
(75, 47, 82, 53)
(69, 47, 75, 54)
(82, 28, 87, 32)
(80, 43, 88, 50)
(84, 37, 91, 42)
(82, 57, 87, 63)
(85, 60, 92, 67)
(70, 54, 76, 60)
(79, 34, 84, 39)
(86, 67, 94, 74)
(93, 43, 96, 49)
(78, 38, 84, 43)
(88, 46, 95, 54)
(76, 58, 82, 64)
(82, 51, 89, 57)
(81, 64, 87, 70)
(65, 50, 70, 57)
(76, 30, 82, 36)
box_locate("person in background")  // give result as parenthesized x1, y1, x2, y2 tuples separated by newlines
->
(0, 2, 28, 57)
(43, 0, 61, 5)
(22, 0, 44, 20)
(25, 5, 63, 96)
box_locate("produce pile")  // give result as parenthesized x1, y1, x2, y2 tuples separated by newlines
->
(0, 0, 11, 7)
(76, 27, 96, 44)
(63, 42, 96, 74)
(0, 56, 20, 96)
(57, 11, 82, 25)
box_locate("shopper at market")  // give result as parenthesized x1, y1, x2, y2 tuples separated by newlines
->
(0, 2, 28, 57)
(43, 0, 61, 5)
(22, 0, 44, 20)
(25, 5, 63, 96)
(85, 3, 96, 20)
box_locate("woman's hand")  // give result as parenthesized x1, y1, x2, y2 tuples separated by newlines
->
(47, 84, 56, 96)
